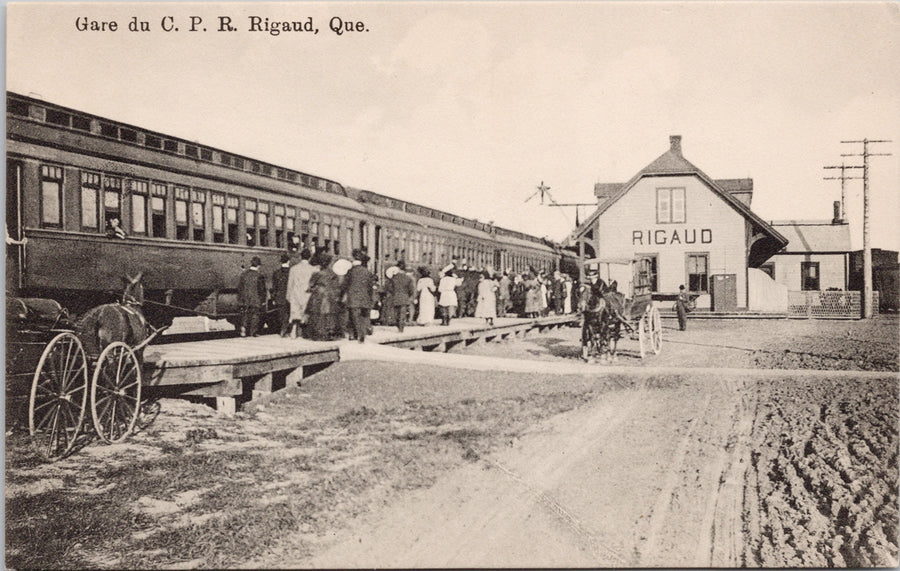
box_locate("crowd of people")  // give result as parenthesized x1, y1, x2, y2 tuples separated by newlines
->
(236, 251, 580, 341)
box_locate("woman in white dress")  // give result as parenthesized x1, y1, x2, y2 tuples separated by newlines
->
(416, 267, 436, 325)
(474, 272, 498, 326)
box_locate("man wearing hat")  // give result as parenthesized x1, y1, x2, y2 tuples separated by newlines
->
(384, 260, 416, 333)
(342, 249, 376, 342)
(238, 256, 267, 337)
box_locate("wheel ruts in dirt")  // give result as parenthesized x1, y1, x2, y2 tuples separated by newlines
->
(29, 332, 89, 460)
(90, 341, 142, 443)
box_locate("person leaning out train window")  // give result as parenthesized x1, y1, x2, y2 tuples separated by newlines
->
(106, 217, 127, 239)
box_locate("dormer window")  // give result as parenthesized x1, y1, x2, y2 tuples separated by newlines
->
(656, 187, 685, 224)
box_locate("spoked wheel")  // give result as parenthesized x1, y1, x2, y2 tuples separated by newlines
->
(638, 309, 650, 359)
(91, 342, 142, 443)
(29, 332, 89, 460)
(650, 305, 662, 355)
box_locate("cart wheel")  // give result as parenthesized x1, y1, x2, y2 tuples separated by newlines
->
(638, 309, 650, 359)
(650, 305, 662, 355)
(29, 332, 89, 460)
(91, 342, 142, 443)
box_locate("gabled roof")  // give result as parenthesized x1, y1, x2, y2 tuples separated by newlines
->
(569, 136, 787, 266)
(770, 221, 851, 253)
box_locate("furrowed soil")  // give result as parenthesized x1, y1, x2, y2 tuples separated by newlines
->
(5, 316, 898, 569)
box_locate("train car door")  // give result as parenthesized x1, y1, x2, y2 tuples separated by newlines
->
(6, 159, 24, 293)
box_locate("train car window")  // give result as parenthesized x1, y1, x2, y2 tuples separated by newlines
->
(151, 183, 168, 238)
(226, 195, 239, 244)
(251, 162, 261, 174)
(164, 140, 179, 153)
(218, 153, 232, 167)
(40, 165, 64, 227)
(245, 198, 257, 247)
(190, 189, 206, 242)
(174, 187, 190, 240)
(130, 180, 149, 234)
(120, 128, 138, 143)
(103, 176, 122, 231)
(80, 172, 101, 230)
(258, 202, 269, 247)
(211, 193, 225, 243)
(286, 206, 297, 250)
(274, 204, 285, 249)
(100, 123, 118, 138)
(145, 135, 162, 149)
(233, 157, 244, 170)
(45, 109, 70, 127)
(72, 115, 91, 132)
(200, 148, 213, 161)
(8, 98, 29, 116)
(184, 145, 199, 158)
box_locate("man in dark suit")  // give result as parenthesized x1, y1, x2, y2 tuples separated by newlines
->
(385, 260, 416, 333)
(238, 256, 267, 337)
(342, 249, 376, 342)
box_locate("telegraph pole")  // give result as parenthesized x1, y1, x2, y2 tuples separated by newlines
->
(823, 163, 860, 221)
(825, 139, 892, 318)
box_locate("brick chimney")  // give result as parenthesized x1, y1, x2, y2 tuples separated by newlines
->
(670, 135, 682, 155)
(832, 200, 843, 224)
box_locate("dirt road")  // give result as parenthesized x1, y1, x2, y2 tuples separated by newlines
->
(5, 317, 897, 569)
(302, 372, 897, 568)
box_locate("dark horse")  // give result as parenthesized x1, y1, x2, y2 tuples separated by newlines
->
(578, 279, 628, 364)
(75, 273, 151, 359)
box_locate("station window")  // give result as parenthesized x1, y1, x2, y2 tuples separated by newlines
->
(104, 176, 122, 232)
(687, 253, 709, 293)
(332, 223, 340, 254)
(130, 180, 149, 234)
(309, 212, 319, 245)
(40, 165, 64, 227)
(801, 262, 820, 291)
(211, 193, 225, 243)
(80, 172, 101, 230)
(191, 189, 206, 242)
(245, 199, 257, 247)
(657, 187, 686, 224)
(274, 205, 285, 249)
(151, 183, 168, 238)
(258, 202, 270, 247)
(226, 196, 239, 244)
(174, 187, 190, 240)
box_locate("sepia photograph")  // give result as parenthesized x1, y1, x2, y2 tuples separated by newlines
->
(4, 1, 899, 568)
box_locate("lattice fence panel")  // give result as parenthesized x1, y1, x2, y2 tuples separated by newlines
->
(787, 290, 879, 318)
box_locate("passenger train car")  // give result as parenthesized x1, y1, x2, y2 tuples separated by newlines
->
(6, 92, 561, 324)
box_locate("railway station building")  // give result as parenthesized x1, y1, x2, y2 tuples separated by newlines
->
(565, 136, 789, 311)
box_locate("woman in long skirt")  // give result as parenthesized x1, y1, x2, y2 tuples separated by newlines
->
(416, 267, 436, 325)
(474, 272, 498, 326)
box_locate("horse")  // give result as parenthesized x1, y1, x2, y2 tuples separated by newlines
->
(578, 279, 609, 362)
(75, 273, 150, 360)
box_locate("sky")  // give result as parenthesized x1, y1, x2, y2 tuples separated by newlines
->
(6, 1, 899, 250)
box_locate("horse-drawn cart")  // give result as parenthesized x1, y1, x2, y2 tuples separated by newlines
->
(580, 257, 662, 362)
(6, 283, 166, 459)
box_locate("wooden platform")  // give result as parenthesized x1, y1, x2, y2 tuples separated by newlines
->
(142, 314, 577, 413)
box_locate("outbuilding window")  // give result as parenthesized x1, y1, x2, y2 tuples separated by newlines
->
(656, 187, 686, 224)
(801, 262, 820, 291)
